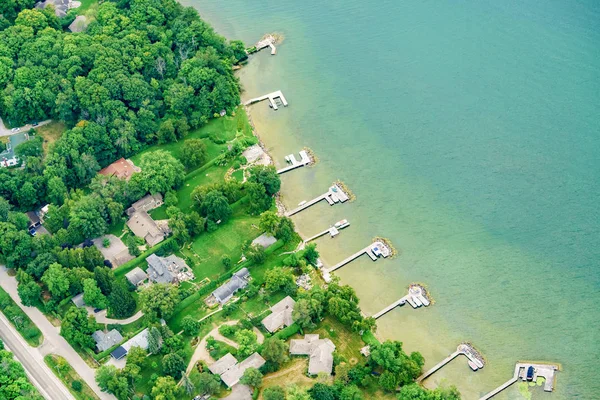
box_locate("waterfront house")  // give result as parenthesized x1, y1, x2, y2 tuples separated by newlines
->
(289, 334, 336, 375)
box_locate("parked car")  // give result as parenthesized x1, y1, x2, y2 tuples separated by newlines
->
(28, 227, 37, 236)
(32, 121, 39, 127)
(11, 127, 19, 132)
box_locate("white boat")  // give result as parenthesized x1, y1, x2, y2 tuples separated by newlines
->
(334, 219, 349, 228)
(298, 200, 307, 206)
(468, 360, 479, 371)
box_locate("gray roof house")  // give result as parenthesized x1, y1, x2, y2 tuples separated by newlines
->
(212, 268, 251, 304)
(290, 334, 336, 375)
(35, 0, 70, 17)
(71, 293, 86, 308)
(126, 194, 163, 216)
(111, 328, 149, 360)
(146, 254, 192, 284)
(125, 267, 148, 287)
(92, 329, 123, 352)
(261, 296, 296, 333)
(209, 352, 266, 388)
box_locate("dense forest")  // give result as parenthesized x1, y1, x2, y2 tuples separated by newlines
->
(0, 0, 246, 210)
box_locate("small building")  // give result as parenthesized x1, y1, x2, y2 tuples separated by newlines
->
(261, 296, 296, 333)
(111, 328, 149, 360)
(290, 334, 336, 375)
(99, 158, 138, 181)
(209, 352, 266, 388)
(92, 329, 123, 352)
(211, 268, 251, 305)
(125, 267, 148, 287)
(251, 233, 277, 249)
(146, 254, 193, 284)
(68, 15, 88, 32)
(71, 293, 86, 308)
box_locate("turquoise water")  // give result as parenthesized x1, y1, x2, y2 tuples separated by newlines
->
(183, 1, 600, 398)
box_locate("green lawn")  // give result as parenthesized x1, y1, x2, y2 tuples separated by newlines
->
(44, 354, 99, 400)
(231, 169, 244, 182)
(0, 287, 43, 347)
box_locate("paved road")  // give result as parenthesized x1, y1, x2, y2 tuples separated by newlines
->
(0, 312, 74, 400)
(0, 266, 115, 400)
(0, 117, 51, 136)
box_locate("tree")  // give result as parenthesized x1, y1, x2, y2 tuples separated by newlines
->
(259, 211, 280, 235)
(147, 326, 163, 354)
(275, 216, 295, 243)
(181, 315, 201, 336)
(234, 329, 258, 359)
(303, 243, 319, 265)
(248, 165, 280, 195)
(287, 385, 311, 400)
(0, 344, 42, 400)
(136, 150, 185, 194)
(379, 370, 399, 392)
(263, 386, 286, 400)
(151, 376, 180, 400)
(308, 383, 337, 400)
(47, 176, 67, 205)
(246, 243, 266, 264)
(340, 385, 364, 400)
(264, 267, 296, 295)
(221, 254, 232, 269)
(17, 280, 41, 306)
(61, 307, 96, 349)
(92, 266, 115, 296)
(260, 338, 289, 366)
(195, 372, 221, 395)
(124, 234, 141, 256)
(108, 282, 136, 318)
(96, 365, 118, 391)
(69, 195, 108, 238)
(83, 278, 107, 309)
(139, 283, 179, 319)
(200, 190, 231, 222)
(293, 297, 323, 330)
(246, 182, 272, 215)
(397, 384, 461, 400)
(180, 138, 207, 169)
(126, 346, 147, 367)
(41, 263, 70, 298)
(162, 353, 186, 379)
(181, 373, 195, 395)
(240, 367, 262, 388)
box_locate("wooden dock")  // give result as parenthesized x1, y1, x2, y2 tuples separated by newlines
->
(304, 220, 350, 243)
(244, 90, 288, 110)
(479, 362, 559, 400)
(255, 36, 277, 55)
(372, 284, 430, 319)
(326, 245, 377, 273)
(285, 184, 350, 217)
(323, 240, 392, 282)
(277, 150, 312, 174)
(417, 343, 486, 383)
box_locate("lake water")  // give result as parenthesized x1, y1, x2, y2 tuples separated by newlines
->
(182, 1, 600, 398)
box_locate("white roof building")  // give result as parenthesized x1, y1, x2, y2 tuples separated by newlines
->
(261, 296, 296, 333)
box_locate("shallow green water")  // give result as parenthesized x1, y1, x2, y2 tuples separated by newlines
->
(182, 1, 600, 398)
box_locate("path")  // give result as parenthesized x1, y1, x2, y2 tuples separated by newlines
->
(0, 267, 115, 400)
(88, 308, 144, 325)
(0, 117, 51, 137)
(0, 312, 74, 400)
(185, 321, 239, 374)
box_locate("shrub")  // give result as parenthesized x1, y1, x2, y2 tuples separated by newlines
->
(71, 380, 83, 392)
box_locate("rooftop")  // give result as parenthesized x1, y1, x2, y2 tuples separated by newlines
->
(92, 329, 123, 352)
(125, 267, 148, 286)
(210, 352, 266, 388)
(99, 158, 138, 181)
(261, 296, 296, 333)
(290, 334, 336, 375)
(146, 253, 191, 284)
(212, 268, 251, 304)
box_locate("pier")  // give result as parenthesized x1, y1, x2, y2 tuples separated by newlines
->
(255, 35, 277, 55)
(372, 284, 430, 319)
(479, 362, 559, 400)
(244, 90, 288, 110)
(277, 150, 312, 174)
(417, 343, 485, 383)
(322, 240, 391, 282)
(304, 219, 350, 243)
(285, 184, 350, 217)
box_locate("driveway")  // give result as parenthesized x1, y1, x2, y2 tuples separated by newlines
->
(222, 384, 252, 400)
(0, 266, 115, 400)
(87, 308, 144, 325)
(186, 320, 239, 374)
(0, 117, 51, 137)
(0, 312, 74, 400)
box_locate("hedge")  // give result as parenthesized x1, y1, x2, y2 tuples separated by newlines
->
(273, 323, 300, 340)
